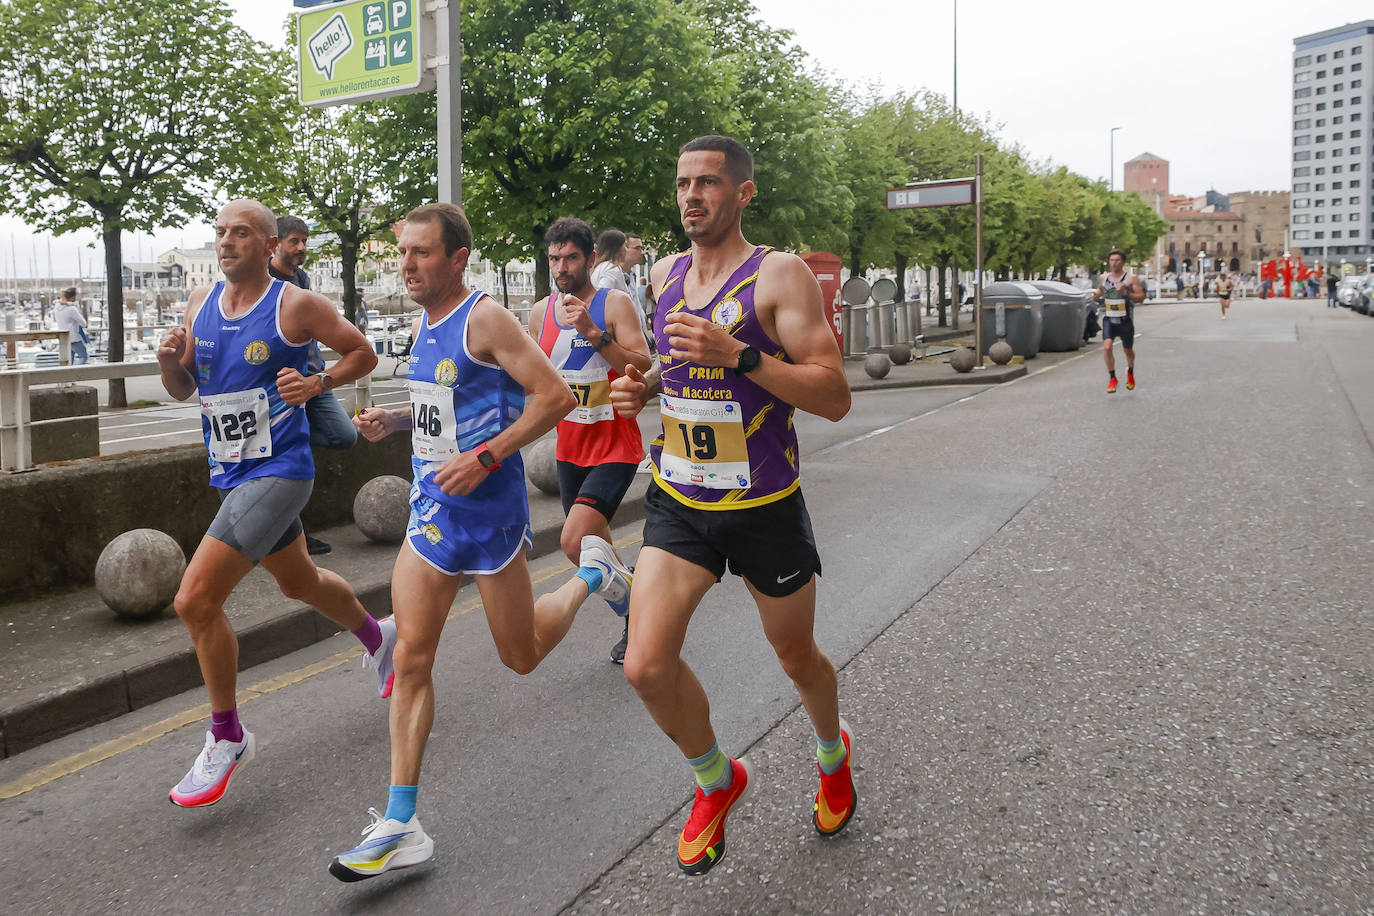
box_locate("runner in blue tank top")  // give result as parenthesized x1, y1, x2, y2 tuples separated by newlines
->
(156, 199, 394, 810)
(610, 136, 856, 875)
(332, 203, 633, 883)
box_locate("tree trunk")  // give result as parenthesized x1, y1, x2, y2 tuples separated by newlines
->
(849, 248, 861, 278)
(103, 217, 126, 408)
(950, 253, 960, 330)
(533, 226, 550, 300)
(894, 252, 908, 302)
(936, 256, 948, 327)
(500, 263, 509, 310)
(341, 236, 359, 327)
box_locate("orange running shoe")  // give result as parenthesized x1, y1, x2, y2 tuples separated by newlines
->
(814, 720, 857, 836)
(677, 757, 752, 875)
(1107, 377, 1119, 394)
(1126, 370, 1136, 390)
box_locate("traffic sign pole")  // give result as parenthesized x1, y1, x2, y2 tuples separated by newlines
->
(974, 154, 984, 364)
(433, 0, 461, 204)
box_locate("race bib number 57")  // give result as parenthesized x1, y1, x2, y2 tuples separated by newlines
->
(658, 395, 751, 489)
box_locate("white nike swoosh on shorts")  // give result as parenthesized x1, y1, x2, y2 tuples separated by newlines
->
(776, 571, 801, 585)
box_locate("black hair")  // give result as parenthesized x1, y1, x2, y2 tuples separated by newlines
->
(276, 215, 309, 239)
(679, 135, 754, 184)
(545, 217, 594, 258)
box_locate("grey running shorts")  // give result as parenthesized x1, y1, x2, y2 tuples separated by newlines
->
(207, 475, 313, 563)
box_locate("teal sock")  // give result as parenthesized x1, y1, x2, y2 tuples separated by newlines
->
(574, 566, 603, 594)
(817, 732, 847, 774)
(687, 744, 733, 796)
(385, 785, 418, 823)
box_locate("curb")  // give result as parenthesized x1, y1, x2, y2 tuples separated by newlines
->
(850, 364, 1027, 392)
(0, 490, 647, 758)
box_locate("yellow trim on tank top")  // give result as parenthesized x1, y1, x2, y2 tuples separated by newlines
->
(651, 467, 800, 511)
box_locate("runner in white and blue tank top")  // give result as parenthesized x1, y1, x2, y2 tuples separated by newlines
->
(333, 203, 637, 883)
(158, 198, 391, 813)
(405, 288, 532, 573)
(192, 278, 313, 486)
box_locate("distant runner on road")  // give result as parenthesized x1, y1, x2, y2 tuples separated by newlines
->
(1087, 249, 1144, 393)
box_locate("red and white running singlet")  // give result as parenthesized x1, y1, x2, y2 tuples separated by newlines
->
(536, 289, 643, 466)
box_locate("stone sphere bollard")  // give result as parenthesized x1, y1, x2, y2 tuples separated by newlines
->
(95, 528, 186, 619)
(889, 343, 912, 365)
(988, 340, 1014, 365)
(353, 475, 411, 543)
(863, 352, 891, 379)
(950, 348, 976, 373)
(525, 438, 561, 496)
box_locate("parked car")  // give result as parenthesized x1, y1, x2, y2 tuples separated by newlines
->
(1336, 276, 1369, 313)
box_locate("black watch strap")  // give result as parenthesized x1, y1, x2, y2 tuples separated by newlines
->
(734, 345, 761, 375)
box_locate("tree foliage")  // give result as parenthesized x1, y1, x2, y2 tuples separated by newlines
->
(271, 92, 437, 322)
(0, 0, 285, 403)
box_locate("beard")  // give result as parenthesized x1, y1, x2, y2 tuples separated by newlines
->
(554, 271, 588, 293)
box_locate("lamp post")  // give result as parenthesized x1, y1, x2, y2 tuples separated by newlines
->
(1198, 247, 1207, 298)
(1109, 126, 1122, 191)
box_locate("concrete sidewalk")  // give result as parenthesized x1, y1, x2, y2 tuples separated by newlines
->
(0, 324, 1087, 759)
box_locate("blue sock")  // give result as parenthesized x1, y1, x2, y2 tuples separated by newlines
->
(574, 566, 603, 594)
(385, 785, 418, 823)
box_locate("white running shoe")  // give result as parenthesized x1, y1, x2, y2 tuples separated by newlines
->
(364, 616, 397, 698)
(329, 808, 435, 882)
(169, 729, 256, 808)
(578, 535, 633, 614)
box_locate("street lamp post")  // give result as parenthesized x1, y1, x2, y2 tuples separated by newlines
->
(1110, 126, 1122, 191)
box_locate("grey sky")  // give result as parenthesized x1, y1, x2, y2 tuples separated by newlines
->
(6, 0, 1372, 279)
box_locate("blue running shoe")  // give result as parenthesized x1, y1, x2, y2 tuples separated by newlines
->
(578, 535, 632, 616)
(329, 807, 434, 882)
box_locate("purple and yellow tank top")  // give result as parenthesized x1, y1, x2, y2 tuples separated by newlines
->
(649, 246, 800, 510)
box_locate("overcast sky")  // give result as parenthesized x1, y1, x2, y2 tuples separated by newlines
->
(5, 0, 1372, 279)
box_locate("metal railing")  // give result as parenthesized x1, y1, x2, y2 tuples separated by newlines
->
(0, 358, 375, 472)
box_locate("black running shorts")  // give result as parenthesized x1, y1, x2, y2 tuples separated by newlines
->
(1103, 316, 1135, 349)
(557, 460, 639, 521)
(642, 481, 821, 598)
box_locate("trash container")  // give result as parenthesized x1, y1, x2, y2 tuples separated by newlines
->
(1029, 280, 1088, 351)
(979, 281, 1044, 358)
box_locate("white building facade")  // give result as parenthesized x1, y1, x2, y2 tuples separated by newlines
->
(1291, 21, 1374, 263)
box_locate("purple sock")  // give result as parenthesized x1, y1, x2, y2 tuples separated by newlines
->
(210, 708, 243, 744)
(353, 616, 383, 656)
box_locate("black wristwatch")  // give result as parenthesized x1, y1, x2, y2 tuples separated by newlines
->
(593, 329, 615, 352)
(476, 443, 500, 472)
(734, 345, 761, 375)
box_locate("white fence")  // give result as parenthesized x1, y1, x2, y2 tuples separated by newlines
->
(0, 358, 374, 472)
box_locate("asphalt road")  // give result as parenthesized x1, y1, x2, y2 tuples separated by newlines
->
(3, 297, 1371, 914)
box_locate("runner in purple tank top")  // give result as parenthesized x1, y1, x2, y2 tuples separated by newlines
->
(610, 135, 857, 875)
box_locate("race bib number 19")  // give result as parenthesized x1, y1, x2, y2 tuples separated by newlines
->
(201, 388, 272, 463)
(658, 395, 751, 489)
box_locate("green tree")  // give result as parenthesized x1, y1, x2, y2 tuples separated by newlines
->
(691, 0, 851, 254)
(459, 0, 730, 297)
(0, 0, 286, 405)
(275, 93, 436, 325)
